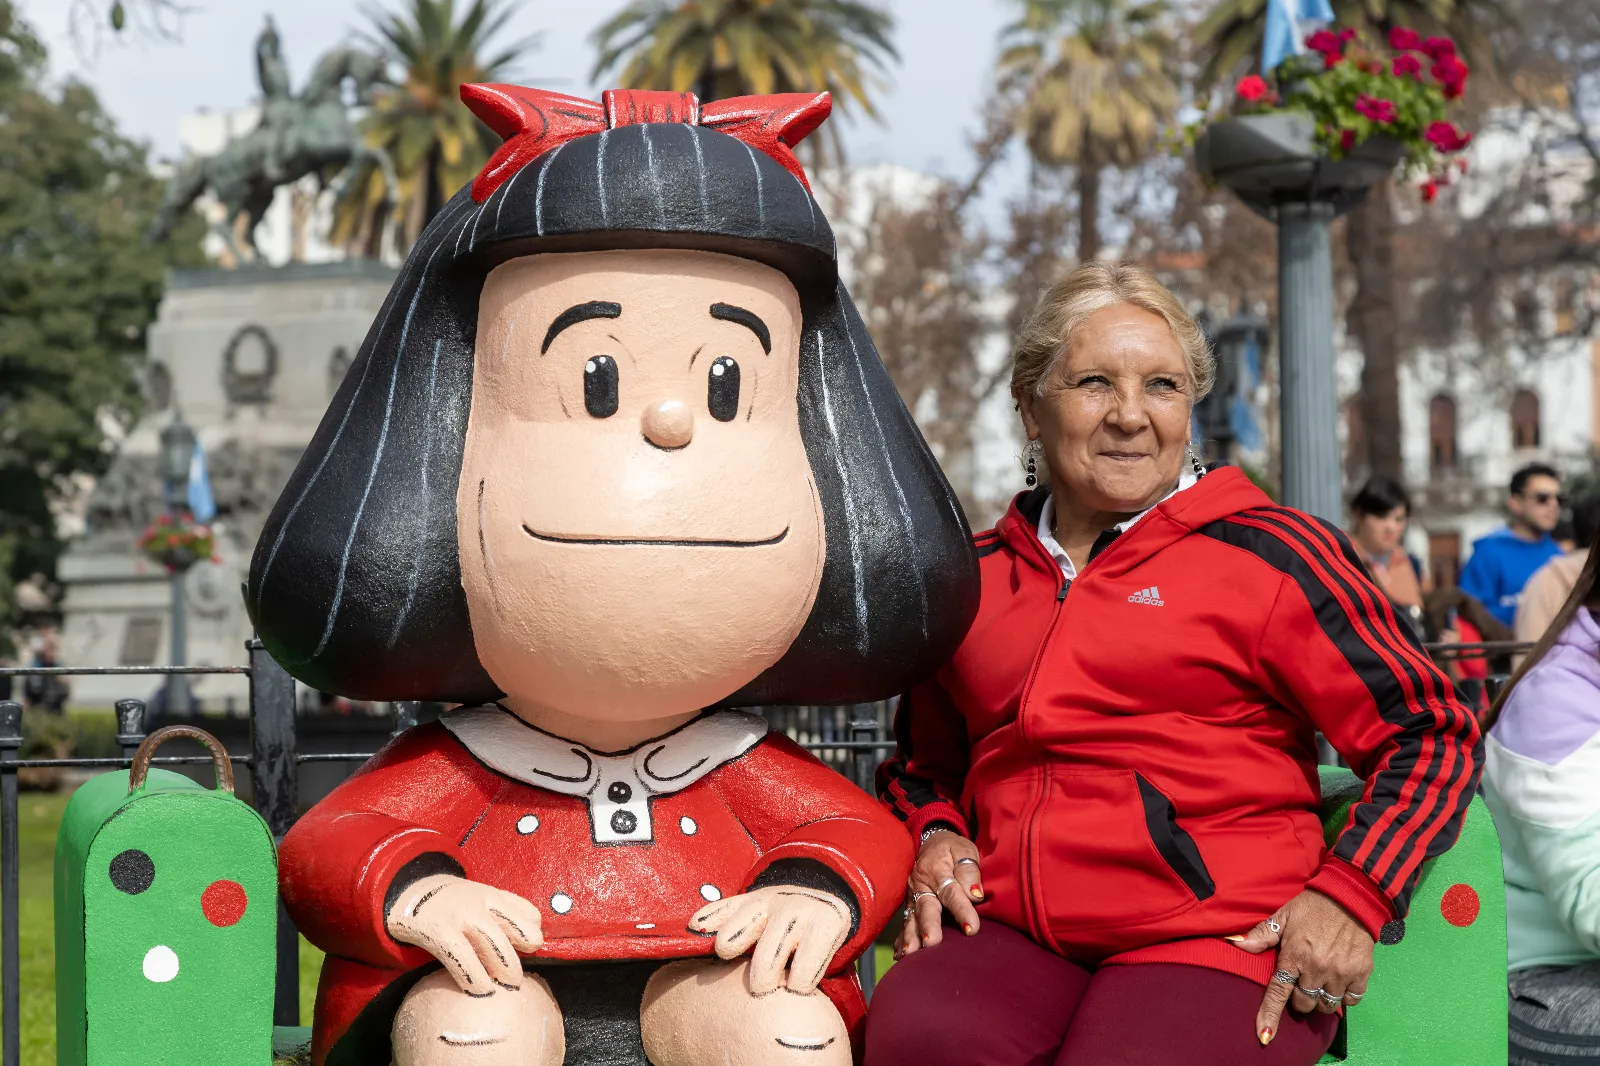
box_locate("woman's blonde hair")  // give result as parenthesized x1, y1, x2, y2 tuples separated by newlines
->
(1010, 261, 1214, 402)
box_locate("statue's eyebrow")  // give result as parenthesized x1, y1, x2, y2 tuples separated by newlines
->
(709, 303, 771, 354)
(541, 301, 622, 354)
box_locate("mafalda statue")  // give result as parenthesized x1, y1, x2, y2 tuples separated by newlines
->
(244, 86, 978, 1066)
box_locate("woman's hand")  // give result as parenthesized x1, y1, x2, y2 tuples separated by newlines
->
(689, 885, 852, 995)
(1229, 889, 1375, 1045)
(896, 828, 984, 957)
(386, 873, 545, 994)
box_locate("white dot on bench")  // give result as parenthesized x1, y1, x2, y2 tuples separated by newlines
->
(680, 816, 698, 835)
(700, 884, 721, 902)
(143, 945, 179, 983)
(550, 893, 573, 914)
(516, 815, 539, 835)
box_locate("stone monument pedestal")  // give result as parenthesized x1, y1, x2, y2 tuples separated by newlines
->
(59, 260, 396, 711)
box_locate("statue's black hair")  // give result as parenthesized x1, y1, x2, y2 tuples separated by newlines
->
(245, 122, 979, 705)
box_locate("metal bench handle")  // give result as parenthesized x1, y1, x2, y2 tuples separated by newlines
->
(129, 725, 235, 794)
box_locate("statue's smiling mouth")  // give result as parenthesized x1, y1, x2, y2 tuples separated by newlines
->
(521, 525, 790, 548)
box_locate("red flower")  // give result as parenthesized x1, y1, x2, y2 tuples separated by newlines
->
(1432, 54, 1470, 98)
(1338, 28, 1357, 42)
(1236, 74, 1269, 102)
(1340, 128, 1357, 151)
(1393, 54, 1422, 79)
(1424, 120, 1472, 152)
(1388, 26, 1423, 51)
(1421, 36, 1457, 60)
(1354, 94, 1398, 124)
(1306, 28, 1344, 55)
(1421, 181, 1439, 202)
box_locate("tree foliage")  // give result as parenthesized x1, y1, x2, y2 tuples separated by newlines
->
(335, 0, 536, 256)
(0, 0, 202, 649)
(590, 0, 897, 164)
(996, 0, 1179, 262)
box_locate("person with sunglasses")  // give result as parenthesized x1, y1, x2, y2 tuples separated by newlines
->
(1460, 463, 1566, 628)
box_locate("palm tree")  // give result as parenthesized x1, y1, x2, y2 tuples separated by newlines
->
(590, 0, 897, 163)
(335, 0, 537, 257)
(1196, 0, 1509, 484)
(996, 0, 1178, 263)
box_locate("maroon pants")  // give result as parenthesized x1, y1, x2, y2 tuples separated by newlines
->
(864, 919, 1338, 1066)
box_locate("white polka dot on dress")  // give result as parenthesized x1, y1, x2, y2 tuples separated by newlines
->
(550, 893, 573, 914)
(680, 816, 698, 836)
(700, 884, 721, 902)
(516, 814, 539, 835)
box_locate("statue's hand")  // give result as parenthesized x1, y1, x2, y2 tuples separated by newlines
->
(386, 874, 544, 995)
(688, 885, 852, 996)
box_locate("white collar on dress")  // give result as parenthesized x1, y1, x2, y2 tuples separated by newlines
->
(440, 705, 769, 844)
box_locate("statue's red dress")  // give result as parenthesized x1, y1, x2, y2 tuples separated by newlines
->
(280, 707, 909, 1064)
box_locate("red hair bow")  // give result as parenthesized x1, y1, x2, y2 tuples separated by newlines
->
(459, 85, 831, 203)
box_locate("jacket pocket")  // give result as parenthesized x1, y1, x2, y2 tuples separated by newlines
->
(1034, 767, 1211, 937)
(1134, 773, 1216, 902)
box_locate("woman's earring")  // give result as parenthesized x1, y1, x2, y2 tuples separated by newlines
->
(1024, 440, 1040, 488)
(1186, 442, 1206, 476)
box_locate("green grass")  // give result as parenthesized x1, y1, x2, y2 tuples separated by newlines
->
(6, 792, 323, 1065)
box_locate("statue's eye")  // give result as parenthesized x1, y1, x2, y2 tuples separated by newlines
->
(708, 356, 740, 422)
(584, 355, 618, 418)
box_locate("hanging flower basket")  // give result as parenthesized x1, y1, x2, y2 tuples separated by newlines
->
(137, 514, 217, 574)
(1194, 27, 1474, 213)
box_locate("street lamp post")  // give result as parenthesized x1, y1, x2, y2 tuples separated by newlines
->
(1195, 110, 1402, 521)
(158, 415, 196, 717)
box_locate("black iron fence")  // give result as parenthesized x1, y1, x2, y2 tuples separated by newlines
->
(0, 638, 1528, 1065)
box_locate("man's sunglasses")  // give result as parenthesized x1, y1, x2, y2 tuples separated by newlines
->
(1522, 491, 1565, 505)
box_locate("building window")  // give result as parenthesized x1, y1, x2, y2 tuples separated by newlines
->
(1429, 394, 1458, 472)
(1554, 276, 1577, 335)
(1429, 532, 1462, 590)
(1511, 389, 1541, 450)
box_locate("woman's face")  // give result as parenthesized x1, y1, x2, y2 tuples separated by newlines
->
(1018, 303, 1193, 515)
(1355, 506, 1407, 555)
(457, 249, 825, 720)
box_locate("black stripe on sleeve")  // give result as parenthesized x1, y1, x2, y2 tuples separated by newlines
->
(1247, 509, 1479, 893)
(1197, 512, 1476, 911)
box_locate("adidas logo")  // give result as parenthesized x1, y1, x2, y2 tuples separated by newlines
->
(1128, 586, 1165, 606)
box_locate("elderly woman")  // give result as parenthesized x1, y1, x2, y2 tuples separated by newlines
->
(867, 263, 1481, 1066)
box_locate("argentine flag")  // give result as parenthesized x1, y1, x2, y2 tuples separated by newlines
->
(187, 439, 216, 523)
(1263, 0, 1337, 73)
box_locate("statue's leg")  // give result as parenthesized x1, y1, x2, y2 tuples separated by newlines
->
(640, 959, 850, 1066)
(392, 969, 565, 1066)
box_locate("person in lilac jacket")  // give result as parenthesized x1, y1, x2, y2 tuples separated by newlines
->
(1483, 518, 1600, 1066)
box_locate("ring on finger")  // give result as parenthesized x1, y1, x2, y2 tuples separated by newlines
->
(1317, 990, 1341, 1005)
(937, 877, 958, 892)
(1266, 918, 1282, 934)
(955, 857, 979, 867)
(1343, 991, 1365, 1003)
(1272, 969, 1298, 985)
(909, 890, 937, 906)
(1296, 985, 1325, 998)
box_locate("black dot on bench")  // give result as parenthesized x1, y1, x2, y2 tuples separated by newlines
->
(1378, 919, 1405, 945)
(110, 849, 155, 895)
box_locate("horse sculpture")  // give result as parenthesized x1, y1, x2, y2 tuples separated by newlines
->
(147, 18, 398, 261)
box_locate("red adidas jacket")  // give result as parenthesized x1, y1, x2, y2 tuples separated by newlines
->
(876, 468, 1482, 984)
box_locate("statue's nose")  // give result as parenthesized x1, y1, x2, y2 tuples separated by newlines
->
(641, 399, 693, 450)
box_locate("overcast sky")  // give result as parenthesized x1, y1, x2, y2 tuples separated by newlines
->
(18, 0, 1017, 185)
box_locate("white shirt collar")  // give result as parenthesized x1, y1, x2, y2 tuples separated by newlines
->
(1036, 468, 1200, 581)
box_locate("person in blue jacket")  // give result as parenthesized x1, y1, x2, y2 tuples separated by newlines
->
(1460, 463, 1565, 627)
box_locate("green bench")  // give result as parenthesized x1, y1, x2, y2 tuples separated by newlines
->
(268, 767, 1508, 1065)
(1316, 766, 1506, 1064)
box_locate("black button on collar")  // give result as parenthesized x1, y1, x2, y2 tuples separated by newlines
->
(611, 809, 638, 835)
(607, 781, 632, 803)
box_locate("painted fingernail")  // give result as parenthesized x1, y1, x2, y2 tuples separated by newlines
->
(1224, 935, 1247, 942)
(1259, 1027, 1274, 1046)
(921, 935, 931, 945)
(962, 923, 973, 935)
(970, 886, 984, 899)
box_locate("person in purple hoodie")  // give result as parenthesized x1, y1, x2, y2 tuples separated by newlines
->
(1483, 513, 1600, 1065)
(1460, 463, 1565, 628)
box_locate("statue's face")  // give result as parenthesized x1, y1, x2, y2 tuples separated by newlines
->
(456, 249, 825, 721)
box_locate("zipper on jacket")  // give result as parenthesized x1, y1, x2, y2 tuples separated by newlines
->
(1013, 573, 1070, 949)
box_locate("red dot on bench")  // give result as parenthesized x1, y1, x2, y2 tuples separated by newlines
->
(1440, 883, 1479, 927)
(202, 880, 248, 927)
